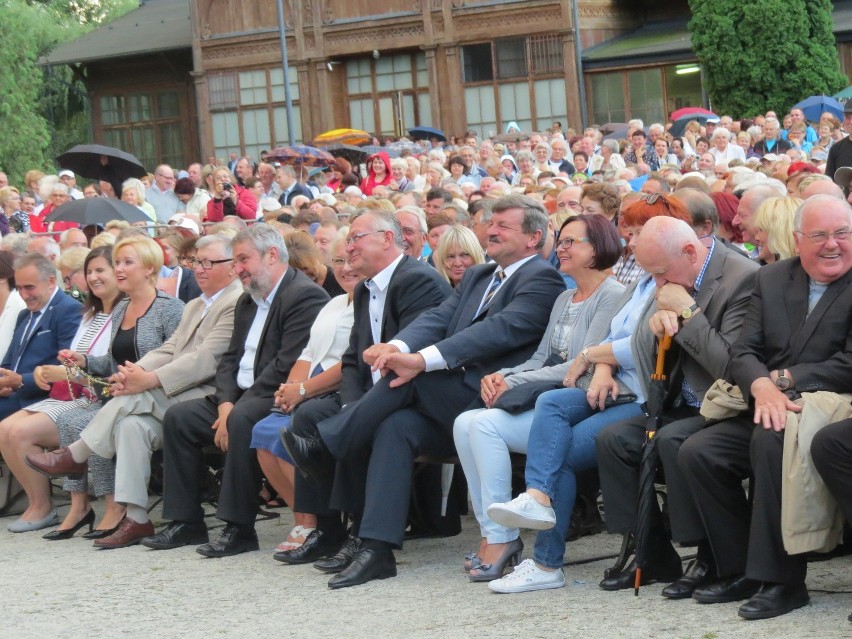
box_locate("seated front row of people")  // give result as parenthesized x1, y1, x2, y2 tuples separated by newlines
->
(10, 194, 852, 625)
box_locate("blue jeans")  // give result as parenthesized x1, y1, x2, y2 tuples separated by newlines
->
(525, 388, 644, 569)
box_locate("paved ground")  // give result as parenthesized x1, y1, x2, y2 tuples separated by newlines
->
(1, 502, 850, 639)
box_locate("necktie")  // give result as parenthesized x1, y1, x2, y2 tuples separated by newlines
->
(14, 311, 41, 372)
(477, 270, 505, 315)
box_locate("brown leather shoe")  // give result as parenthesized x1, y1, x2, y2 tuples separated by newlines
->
(93, 517, 155, 550)
(25, 447, 87, 479)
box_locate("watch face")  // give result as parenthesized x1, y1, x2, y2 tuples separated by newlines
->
(776, 377, 790, 390)
(681, 308, 693, 320)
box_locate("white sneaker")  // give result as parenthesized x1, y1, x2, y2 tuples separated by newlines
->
(488, 559, 565, 593)
(487, 493, 556, 530)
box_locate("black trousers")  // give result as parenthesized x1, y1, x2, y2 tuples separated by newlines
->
(597, 408, 706, 543)
(812, 418, 852, 524)
(746, 426, 807, 584)
(318, 370, 476, 548)
(161, 394, 272, 527)
(679, 416, 753, 578)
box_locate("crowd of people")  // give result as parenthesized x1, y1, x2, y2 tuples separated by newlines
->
(1, 100, 852, 626)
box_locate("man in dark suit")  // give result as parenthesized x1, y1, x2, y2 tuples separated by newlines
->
(274, 209, 451, 568)
(284, 194, 566, 588)
(141, 224, 328, 557)
(680, 195, 852, 619)
(595, 216, 758, 594)
(276, 165, 313, 206)
(0, 253, 80, 419)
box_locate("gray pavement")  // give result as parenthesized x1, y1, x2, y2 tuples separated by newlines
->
(1, 503, 850, 639)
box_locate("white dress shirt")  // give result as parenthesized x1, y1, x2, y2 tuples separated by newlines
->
(364, 254, 404, 383)
(236, 271, 285, 390)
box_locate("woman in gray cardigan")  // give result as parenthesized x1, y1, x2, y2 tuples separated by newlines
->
(454, 214, 624, 582)
(51, 235, 184, 540)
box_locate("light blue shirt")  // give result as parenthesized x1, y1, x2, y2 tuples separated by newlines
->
(601, 275, 656, 404)
(236, 271, 285, 390)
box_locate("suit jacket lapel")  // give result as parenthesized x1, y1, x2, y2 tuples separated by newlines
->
(255, 268, 293, 370)
(694, 245, 724, 310)
(789, 267, 852, 361)
(470, 262, 500, 321)
(380, 256, 407, 341)
(784, 263, 809, 345)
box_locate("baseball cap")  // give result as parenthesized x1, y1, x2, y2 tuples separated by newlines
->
(761, 154, 778, 162)
(58, 170, 74, 178)
(176, 218, 200, 235)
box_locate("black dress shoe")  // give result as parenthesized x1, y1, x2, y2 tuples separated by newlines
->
(140, 521, 209, 550)
(313, 535, 362, 573)
(692, 574, 759, 604)
(738, 582, 809, 620)
(661, 559, 717, 599)
(280, 427, 335, 482)
(327, 545, 397, 589)
(196, 524, 259, 558)
(274, 528, 345, 564)
(599, 552, 683, 591)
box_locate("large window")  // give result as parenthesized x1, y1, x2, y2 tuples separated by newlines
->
(588, 63, 703, 126)
(209, 66, 301, 163)
(99, 90, 185, 169)
(345, 52, 430, 137)
(461, 34, 567, 138)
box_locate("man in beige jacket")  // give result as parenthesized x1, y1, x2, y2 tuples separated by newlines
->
(27, 233, 242, 548)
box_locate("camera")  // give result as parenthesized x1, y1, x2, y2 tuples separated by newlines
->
(222, 182, 233, 190)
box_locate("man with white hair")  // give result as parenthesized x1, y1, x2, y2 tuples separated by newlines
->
(58, 228, 88, 251)
(710, 129, 746, 163)
(752, 117, 790, 157)
(556, 186, 583, 215)
(719, 115, 733, 130)
(27, 237, 61, 263)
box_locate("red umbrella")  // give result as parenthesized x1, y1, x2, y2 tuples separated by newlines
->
(670, 107, 715, 122)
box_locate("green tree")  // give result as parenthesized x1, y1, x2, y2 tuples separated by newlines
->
(0, 0, 136, 187)
(688, 0, 847, 117)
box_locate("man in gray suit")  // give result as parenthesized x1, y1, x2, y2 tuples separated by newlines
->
(596, 216, 758, 594)
(26, 234, 243, 548)
(284, 194, 566, 588)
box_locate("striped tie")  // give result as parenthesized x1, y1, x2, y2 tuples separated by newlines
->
(477, 270, 505, 315)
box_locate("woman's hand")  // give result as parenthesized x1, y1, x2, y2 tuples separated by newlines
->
(274, 382, 304, 413)
(58, 349, 85, 368)
(480, 373, 508, 408)
(562, 356, 590, 388)
(585, 365, 619, 410)
(34, 365, 65, 390)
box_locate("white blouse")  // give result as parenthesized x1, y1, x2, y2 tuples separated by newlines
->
(298, 294, 355, 374)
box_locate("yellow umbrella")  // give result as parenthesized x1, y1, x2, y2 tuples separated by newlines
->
(312, 128, 372, 147)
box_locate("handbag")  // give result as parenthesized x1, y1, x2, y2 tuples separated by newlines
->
(574, 367, 638, 408)
(492, 380, 564, 415)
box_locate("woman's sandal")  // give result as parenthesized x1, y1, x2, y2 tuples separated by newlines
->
(275, 525, 316, 552)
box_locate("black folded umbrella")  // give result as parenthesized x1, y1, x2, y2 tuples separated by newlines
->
(633, 332, 673, 596)
(45, 198, 150, 226)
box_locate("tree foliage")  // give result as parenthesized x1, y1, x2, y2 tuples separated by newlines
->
(0, 0, 136, 187)
(688, 0, 847, 117)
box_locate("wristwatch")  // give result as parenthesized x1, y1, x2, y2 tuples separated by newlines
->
(580, 348, 591, 365)
(299, 382, 306, 397)
(680, 303, 700, 320)
(775, 370, 792, 391)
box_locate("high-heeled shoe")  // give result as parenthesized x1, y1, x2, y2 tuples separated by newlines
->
(464, 551, 483, 573)
(82, 522, 121, 540)
(468, 538, 524, 583)
(43, 509, 95, 540)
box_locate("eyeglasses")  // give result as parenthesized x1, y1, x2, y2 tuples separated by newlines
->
(188, 257, 233, 269)
(330, 257, 350, 267)
(62, 271, 79, 287)
(555, 237, 590, 250)
(557, 201, 580, 209)
(156, 173, 176, 181)
(795, 229, 852, 244)
(345, 230, 385, 245)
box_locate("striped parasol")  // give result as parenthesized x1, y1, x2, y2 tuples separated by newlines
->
(267, 144, 337, 168)
(312, 128, 372, 147)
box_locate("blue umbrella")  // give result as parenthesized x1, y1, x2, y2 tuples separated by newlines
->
(409, 126, 447, 142)
(793, 95, 844, 122)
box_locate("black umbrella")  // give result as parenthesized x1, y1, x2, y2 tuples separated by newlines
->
(633, 332, 673, 596)
(409, 126, 447, 142)
(45, 198, 151, 226)
(324, 143, 369, 166)
(56, 144, 147, 182)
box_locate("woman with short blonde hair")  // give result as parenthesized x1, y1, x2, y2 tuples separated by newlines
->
(751, 196, 801, 264)
(433, 225, 485, 287)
